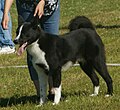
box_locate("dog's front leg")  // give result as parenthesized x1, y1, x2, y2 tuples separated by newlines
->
(49, 68, 62, 105)
(34, 65, 48, 105)
(38, 70, 48, 105)
(53, 85, 61, 105)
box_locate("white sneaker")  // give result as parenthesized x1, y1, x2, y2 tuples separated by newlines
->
(0, 46, 15, 54)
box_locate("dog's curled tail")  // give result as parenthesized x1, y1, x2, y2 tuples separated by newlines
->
(68, 16, 95, 31)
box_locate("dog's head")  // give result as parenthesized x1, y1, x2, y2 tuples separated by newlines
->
(14, 16, 41, 55)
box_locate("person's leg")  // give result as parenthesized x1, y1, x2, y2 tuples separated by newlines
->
(1, 0, 14, 46)
(0, 2, 3, 47)
(40, 3, 60, 35)
(0, 13, 14, 46)
(16, 1, 34, 22)
(16, 1, 40, 96)
(27, 53, 40, 96)
(0, 0, 15, 54)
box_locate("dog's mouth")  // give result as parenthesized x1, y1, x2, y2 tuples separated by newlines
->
(17, 42, 27, 56)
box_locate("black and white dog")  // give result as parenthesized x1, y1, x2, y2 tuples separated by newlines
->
(14, 16, 113, 105)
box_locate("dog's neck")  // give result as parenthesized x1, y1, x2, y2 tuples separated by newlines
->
(27, 40, 40, 56)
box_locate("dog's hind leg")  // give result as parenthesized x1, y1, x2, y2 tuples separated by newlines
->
(79, 62, 100, 96)
(93, 59, 113, 96)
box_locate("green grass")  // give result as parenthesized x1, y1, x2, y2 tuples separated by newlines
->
(0, 67, 120, 110)
(0, 0, 120, 110)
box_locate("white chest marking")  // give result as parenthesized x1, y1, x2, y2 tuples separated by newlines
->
(27, 41, 49, 70)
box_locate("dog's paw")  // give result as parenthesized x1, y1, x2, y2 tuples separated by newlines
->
(36, 103, 43, 107)
(105, 94, 112, 97)
(52, 103, 56, 105)
(90, 94, 98, 97)
(52, 102, 59, 105)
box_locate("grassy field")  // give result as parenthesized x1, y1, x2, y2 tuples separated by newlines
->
(0, 0, 120, 110)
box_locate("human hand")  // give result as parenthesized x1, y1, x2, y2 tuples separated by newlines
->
(34, 0, 45, 18)
(2, 13, 9, 29)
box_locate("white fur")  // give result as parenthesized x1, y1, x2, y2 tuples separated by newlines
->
(52, 85, 61, 105)
(15, 25, 24, 41)
(27, 41, 49, 70)
(105, 94, 110, 97)
(34, 64, 48, 104)
(90, 86, 100, 96)
(27, 41, 49, 104)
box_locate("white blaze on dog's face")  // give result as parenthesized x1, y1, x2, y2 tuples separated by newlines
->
(15, 24, 24, 41)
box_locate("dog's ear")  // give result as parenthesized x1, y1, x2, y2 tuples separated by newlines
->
(18, 15, 25, 26)
(31, 16, 40, 29)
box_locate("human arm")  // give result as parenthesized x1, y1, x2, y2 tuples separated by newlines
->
(34, 0, 45, 18)
(2, 0, 14, 29)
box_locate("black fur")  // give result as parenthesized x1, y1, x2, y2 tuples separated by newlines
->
(14, 16, 113, 98)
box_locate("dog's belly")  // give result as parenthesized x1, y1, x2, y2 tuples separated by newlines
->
(61, 58, 86, 71)
(62, 61, 74, 71)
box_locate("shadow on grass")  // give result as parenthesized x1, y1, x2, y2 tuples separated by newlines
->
(60, 24, 120, 30)
(95, 24, 120, 29)
(0, 91, 89, 107)
(0, 95, 38, 107)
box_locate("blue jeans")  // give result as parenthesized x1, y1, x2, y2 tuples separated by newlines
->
(0, 0, 14, 47)
(16, 1, 60, 80)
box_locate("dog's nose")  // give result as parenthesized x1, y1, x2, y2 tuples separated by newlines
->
(13, 39, 19, 44)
